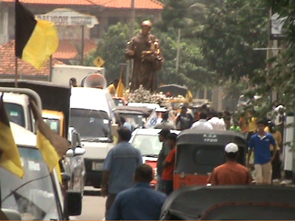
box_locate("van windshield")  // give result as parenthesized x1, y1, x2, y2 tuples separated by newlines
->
(70, 108, 111, 141)
(0, 147, 60, 220)
(4, 102, 25, 128)
(43, 118, 60, 135)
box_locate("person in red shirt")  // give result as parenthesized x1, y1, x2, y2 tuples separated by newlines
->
(208, 142, 252, 185)
(162, 133, 178, 195)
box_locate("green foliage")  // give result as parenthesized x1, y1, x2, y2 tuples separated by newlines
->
(198, 0, 269, 82)
(246, 0, 295, 115)
(84, 23, 130, 82)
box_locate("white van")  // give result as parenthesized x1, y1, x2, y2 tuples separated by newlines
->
(70, 87, 116, 188)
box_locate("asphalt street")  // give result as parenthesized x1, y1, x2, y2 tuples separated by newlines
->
(77, 187, 106, 220)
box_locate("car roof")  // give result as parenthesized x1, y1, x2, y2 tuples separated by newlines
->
(177, 129, 246, 146)
(128, 103, 160, 109)
(115, 106, 152, 117)
(42, 110, 64, 120)
(11, 122, 36, 147)
(70, 87, 112, 113)
(1, 92, 29, 107)
(132, 128, 180, 136)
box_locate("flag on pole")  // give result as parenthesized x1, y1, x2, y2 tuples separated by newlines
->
(15, 0, 59, 70)
(0, 94, 24, 178)
(186, 90, 193, 103)
(144, 110, 158, 129)
(30, 100, 69, 172)
(116, 66, 125, 97)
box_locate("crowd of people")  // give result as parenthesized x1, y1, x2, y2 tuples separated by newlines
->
(99, 100, 284, 220)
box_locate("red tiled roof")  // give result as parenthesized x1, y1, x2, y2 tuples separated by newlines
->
(2, 0, 164, 9)
(0, 40, 64, 76)
(54, 39, 97, 60)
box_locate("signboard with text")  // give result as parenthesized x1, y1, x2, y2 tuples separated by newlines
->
(36, 8, 99, 28)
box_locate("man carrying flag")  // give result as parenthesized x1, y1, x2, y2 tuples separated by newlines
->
(15, 0, 59, 69)
(0, 94, 24, 178)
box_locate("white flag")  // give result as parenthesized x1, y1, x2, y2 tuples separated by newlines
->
(145, 110, 158, 128)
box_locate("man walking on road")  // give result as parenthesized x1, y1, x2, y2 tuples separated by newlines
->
(101, 127, 142, 217)
(248, 119, 277, 184)
(190, 112, 213, 130)
(208, 143, 252, 185)
(162, 133, 178, 195)
(106, 164, 167, 220)
(156, 128, 171, 192)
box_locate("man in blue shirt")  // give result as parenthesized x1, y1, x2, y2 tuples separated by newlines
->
(101, 127, 142, 217)
(106, 164, 167, 220)
(248, 119, 277, 184)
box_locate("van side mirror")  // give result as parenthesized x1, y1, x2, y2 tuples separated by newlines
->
(66, 191, 82, 216)
(74, 146, 86, 156)
(2, 209, 22, 220)
(62, 172, 71, 183)
(65, 149, 74, 157)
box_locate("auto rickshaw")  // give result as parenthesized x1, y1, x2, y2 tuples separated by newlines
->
(174, 129, 247, 189)
(160, 185, 295, 220)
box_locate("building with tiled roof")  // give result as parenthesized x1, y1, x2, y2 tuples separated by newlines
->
(1, 0, 163, 9)
(0, 0, 163, 41)
(0, 40, 64, 79)
(0, 0, 163, 79)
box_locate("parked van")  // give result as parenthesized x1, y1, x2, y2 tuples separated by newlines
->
(70, 87, 116, 188)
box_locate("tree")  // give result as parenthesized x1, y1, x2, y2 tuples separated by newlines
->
(198, 0, 269, 82)
(153, 0, 216, 91)
(245, 0, 295, 117)
(84, 23, 130, 82)
(85, 1, 216, 92)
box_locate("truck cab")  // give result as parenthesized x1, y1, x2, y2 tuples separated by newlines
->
(1, 92, 35, 132)
(0, 87, 82, 220)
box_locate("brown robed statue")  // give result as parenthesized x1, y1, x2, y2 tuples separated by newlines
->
(125, 20, 164, 92)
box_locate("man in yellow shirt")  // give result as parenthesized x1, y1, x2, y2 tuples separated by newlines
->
(108, 79, 119, 97)
(265, 122, 282, 181)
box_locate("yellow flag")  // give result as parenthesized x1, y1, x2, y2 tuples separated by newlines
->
(94, 56, 105, 67)
(30, 100, 69, 172)
(15, 0, 59, 69)
(186, 90, 193, 103)
(116, 66, 125, 97)
(0, 94, 24, 178)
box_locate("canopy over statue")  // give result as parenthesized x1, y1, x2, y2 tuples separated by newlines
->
(125, 20, 164, 92)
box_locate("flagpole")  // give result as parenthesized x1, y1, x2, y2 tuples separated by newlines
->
(49, 55, 53, 81)
(14, 56, 18, 88)
(15, 0, 18, 88)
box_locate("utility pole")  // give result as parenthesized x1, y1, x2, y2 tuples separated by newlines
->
(127, 0, 135, 89)
(131, 0, 135, 37)
(81, 25, 85, 65)
(175, 28, 181, 73)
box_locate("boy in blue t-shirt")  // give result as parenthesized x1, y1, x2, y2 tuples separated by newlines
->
(247, 119, 277, 184)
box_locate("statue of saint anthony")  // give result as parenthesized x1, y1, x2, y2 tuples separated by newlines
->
(125, 20, 164, 92)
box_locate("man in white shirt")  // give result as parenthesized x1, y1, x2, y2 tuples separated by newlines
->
(208, 111, 226, 131)
(191, 113, 213, 130)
